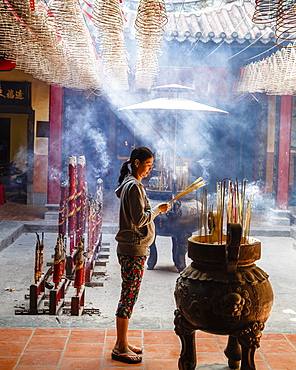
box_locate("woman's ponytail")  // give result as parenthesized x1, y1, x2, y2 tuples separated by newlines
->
(118, 160, 131, 185)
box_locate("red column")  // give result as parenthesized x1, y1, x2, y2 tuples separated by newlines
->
(48, 86, 63, 204)
(276, 95, 292, 209)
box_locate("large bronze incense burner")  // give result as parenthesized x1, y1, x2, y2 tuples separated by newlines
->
(174, 180, 273, 370)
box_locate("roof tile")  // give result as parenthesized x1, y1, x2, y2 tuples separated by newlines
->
(82, 0, 275, 44)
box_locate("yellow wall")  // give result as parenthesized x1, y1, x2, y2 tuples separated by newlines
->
(0, 69, 50, 128)
(0, 69, 50, 199)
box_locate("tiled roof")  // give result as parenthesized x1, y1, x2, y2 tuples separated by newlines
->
(82, 0, 275, 44)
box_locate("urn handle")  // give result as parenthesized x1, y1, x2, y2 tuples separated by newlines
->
(225, 223, 242, 273)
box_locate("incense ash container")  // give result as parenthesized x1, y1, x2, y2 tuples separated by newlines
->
(174, 223, 273, 370)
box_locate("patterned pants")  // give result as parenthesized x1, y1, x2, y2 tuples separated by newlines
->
(116, 254, 147, 319)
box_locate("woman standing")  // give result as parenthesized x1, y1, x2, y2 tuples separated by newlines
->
(112, 147, 170, 364)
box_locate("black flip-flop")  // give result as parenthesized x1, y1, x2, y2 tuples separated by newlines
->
(111, 350, 142, 364)
(129, 345, 143, 354)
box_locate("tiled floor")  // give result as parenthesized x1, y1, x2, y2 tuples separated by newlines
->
(0, 199, 274, 226)
(0, 199, 116, 223)
(0, 201, 49, 222)
(1, 202, 296, 369)
(0, 328, 296, 370)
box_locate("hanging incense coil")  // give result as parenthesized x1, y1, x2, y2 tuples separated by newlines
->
(93, 0, 129, 90)
(238, 40, 296, 95)
(0, 1, 64, 83)
(135, 0, 168, 90)
(252, 0, 280, 24)
(255, 59, 269, 93)
(0, 0, 103, 90)
(283, 43, 296, 93)
(275, 47, 294, 94)
(244, 62, 256, 93)
(236, 66, 249, 92)
(48, 0, 103, 90)
(275, 0, 296, 46)
(264, 54, 280, 94)
(250, 61, 264, 93)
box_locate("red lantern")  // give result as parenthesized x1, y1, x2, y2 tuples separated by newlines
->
(0, 59, 16, 71)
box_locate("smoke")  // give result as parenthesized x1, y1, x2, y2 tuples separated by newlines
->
(13, 146, 27, 172)
(59, 96, 111, 193)
(195, 158, 211, 183)
(103, 83, 249, 194)
(245, 181, 273, 211)
(54, 27, 275, 208)
(48, 167, 61, 183)
(78, 120, 110, 177)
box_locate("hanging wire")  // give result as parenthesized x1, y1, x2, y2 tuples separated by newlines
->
(174, 0, 186, 30)
(225, 30, 268, 61)
(203, 1, 256, 61)
(185, 0, 225, 58)
(245, 37, 286, 61)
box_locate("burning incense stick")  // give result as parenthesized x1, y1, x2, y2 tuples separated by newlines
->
(169, 177, 206, 204)
(244, 198, 252, 241)
(197, 179, 253, 245)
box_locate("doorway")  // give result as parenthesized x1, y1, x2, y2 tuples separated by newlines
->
(0, 117, 10, 165)
(0, 107, 34, 205)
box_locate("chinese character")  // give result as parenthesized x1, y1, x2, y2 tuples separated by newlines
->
(15, 89, 24, 100)
(6, 89, 15, 99)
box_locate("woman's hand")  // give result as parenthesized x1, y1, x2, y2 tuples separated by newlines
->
(157, 203, 171, 214)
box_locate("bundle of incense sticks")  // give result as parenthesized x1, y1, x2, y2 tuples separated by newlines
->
(169, 177, 206, 204)
(197, 179, 253, 244)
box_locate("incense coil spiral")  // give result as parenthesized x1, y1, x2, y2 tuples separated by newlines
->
(48, 0, 103, 89)
(2, 1, 56, 79)
(249, 61, 264, 93)
(135, 0, 168, 89)
(135, 0, 168, 34)
(283, 43, 296, 92)
(238, 38, 296, 94)
(243, 62, 256, 93)
(236, 66, 250, 93)
(252, 0, 280, 24)
(275, 0, 296, 46)
(93, 0, 129, 90)
(0, 0, 103, 90)
(274, 47, 294, 94)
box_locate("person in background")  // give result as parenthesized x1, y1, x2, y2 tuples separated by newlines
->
(111, 146, 170, 364)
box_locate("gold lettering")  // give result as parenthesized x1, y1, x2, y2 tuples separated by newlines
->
(6, 89, 15, 99)
(15, 89, 24, 100)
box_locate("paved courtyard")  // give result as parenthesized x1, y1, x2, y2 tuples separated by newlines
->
(0, 230, 296, 335)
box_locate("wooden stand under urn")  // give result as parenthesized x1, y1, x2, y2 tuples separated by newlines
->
(174, 223, 273, 370)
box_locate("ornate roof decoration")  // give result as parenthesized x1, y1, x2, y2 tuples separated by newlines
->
(125, 0, 274, 44)
(82, 0, 275, 44)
